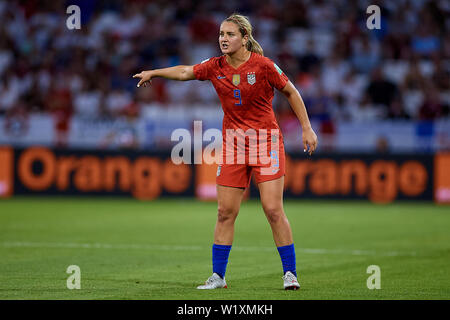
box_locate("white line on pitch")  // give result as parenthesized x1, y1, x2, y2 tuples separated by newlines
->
(0, 241, 417, 257)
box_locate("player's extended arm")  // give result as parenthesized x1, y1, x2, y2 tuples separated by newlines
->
(133, 65, 195, 87)
(280, 80, 318, 155)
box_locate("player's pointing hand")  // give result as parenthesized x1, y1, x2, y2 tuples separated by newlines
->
(133, 71, 153, 88)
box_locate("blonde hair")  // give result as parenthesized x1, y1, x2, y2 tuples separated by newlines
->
(225, 13, 264, 56)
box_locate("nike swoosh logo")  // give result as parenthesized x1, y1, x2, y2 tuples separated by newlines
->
(217, 76, 226, 79)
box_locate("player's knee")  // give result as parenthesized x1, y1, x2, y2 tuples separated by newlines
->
(217, 206, 237, 224)
(264, 207, 284, 224)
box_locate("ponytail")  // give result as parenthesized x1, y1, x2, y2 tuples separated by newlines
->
(225, 14, 264, 56)
(246, 35, 264, 56)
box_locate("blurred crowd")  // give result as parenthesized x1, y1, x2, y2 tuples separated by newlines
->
(0, 0, 449, 135)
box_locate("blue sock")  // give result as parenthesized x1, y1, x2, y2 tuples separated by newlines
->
(212, 244, 232, 279)
(277, 243, 297, 277)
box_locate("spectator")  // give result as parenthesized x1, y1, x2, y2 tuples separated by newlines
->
(45, 79, 73, 148)
(375, 136, 389, 153)
(365, 67, 398, 108)
(351, 34, 380, 74)
(0, 70, 21, 115)
(419, 85, 444, 120)
(73, 78, 102, 118)
(104, 88, 133, 118)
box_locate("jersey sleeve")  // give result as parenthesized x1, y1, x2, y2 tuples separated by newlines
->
(266, 59, 289, 90)
(193, 57, 215, 81)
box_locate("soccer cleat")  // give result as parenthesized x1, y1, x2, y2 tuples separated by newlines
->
(283, 271, 300, 290)
(197, 273, 228, 290)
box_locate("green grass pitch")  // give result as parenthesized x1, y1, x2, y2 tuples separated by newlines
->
(0, 197, 449, 300)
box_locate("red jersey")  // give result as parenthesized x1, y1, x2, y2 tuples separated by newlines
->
(193, 53, 289, 165)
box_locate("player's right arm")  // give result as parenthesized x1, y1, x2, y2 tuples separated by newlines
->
(133, 65, 195, 87)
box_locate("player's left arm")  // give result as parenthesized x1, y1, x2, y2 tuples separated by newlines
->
(280, 81, 318, 155)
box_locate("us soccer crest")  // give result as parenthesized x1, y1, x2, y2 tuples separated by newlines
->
(232, 74, 240, 86)
(247, 72, 256, 85)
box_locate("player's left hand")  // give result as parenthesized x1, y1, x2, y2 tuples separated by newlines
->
(302, 127, 318, 155)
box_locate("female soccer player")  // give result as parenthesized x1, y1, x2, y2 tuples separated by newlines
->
(133, 14, 318, 290)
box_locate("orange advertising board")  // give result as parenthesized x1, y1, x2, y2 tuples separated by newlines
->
(0, 146, 438, 203)
(0, 147, 13, 198)
(434, 153, 450, 204)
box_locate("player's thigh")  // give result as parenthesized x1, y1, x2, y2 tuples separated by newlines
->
(258, 176, 285, 214)
(216, 163, 252, 189)
(216, 184, 246, 219)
